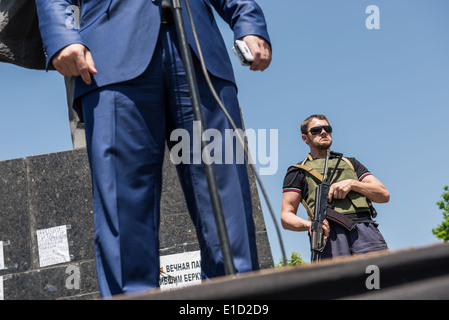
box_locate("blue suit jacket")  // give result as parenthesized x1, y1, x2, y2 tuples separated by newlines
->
(35, 0, 270, 99)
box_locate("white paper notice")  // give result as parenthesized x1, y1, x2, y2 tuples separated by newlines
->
(37, 225, 71, 267)
(0, 241, 4, 270)
(0, 276, 3, 300)
(159, 250, 201, 291)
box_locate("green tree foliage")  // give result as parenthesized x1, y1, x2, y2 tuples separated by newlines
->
(432, 185, 449, 242)
(275, 252, 307, 268)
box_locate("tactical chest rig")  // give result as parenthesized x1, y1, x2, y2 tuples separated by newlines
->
(290, 152, 375, 231)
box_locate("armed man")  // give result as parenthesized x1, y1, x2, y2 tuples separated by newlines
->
(281, 114, 390, 260)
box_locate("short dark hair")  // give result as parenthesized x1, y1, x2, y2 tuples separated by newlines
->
(300, 114, 331, 134)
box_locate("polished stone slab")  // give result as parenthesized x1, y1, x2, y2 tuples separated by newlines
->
(0, 158, 31, 275)
(0, 147, 274, 299)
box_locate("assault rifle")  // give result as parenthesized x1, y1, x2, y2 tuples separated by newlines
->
(310, 149, 343, 262)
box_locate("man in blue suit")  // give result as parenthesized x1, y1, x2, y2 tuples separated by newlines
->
(35, 0, 271, 297)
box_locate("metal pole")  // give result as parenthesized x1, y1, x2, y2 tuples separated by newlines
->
(170, 0, 236, 276)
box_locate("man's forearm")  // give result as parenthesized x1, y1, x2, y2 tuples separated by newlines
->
(208, 0, 271, 44)
(35, 0, 85, 70)
(350, 179, 390, 203)
(328, 175, 390, 204)
(281, 192, 310, 232)
(281, 212, 311, 232)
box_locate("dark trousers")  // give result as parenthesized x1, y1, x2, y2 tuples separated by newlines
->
(81, 25, 259, 297)
(321, 221, 388, 259)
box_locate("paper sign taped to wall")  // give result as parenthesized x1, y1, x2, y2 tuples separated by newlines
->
(159, 250, 201, 291)
(0, 241, 4, 270)
(37, 225, 71, 267)
(0, 276, 3, 300)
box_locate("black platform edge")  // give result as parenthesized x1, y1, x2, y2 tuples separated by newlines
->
(113, 243, 449, 300)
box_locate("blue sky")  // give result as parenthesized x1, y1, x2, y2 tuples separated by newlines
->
(1, 0, 448, 264)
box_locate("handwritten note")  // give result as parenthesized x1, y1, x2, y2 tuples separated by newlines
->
(37, 226, 70, 267)
(0, 276, 3, 300)
(0, 241, 4, 270)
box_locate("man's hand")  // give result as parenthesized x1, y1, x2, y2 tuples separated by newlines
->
(328, 175, 390, 204)
(322, 219, 330, 241)
(307, 219, 330, 242)
(51, 44, 97, 85)
(240, 35, 272, 71)
(328, 179, 354, 202)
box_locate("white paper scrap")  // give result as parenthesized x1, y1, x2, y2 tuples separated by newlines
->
(0, 241, 4, 270)
(37, 225, 71, 267)
(0, 276, 3, 300)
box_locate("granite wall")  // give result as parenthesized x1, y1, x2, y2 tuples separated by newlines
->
(0, 148, 273, 300)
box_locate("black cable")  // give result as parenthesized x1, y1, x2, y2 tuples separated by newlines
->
(183, 0, 287, 267)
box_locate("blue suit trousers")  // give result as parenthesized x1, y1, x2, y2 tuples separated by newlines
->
(81, 25, 259, 297)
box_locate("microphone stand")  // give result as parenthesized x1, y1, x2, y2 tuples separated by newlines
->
(170, 0, 236, 276)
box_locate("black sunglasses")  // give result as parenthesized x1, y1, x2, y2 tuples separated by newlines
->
(308, 125, 332, 135)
